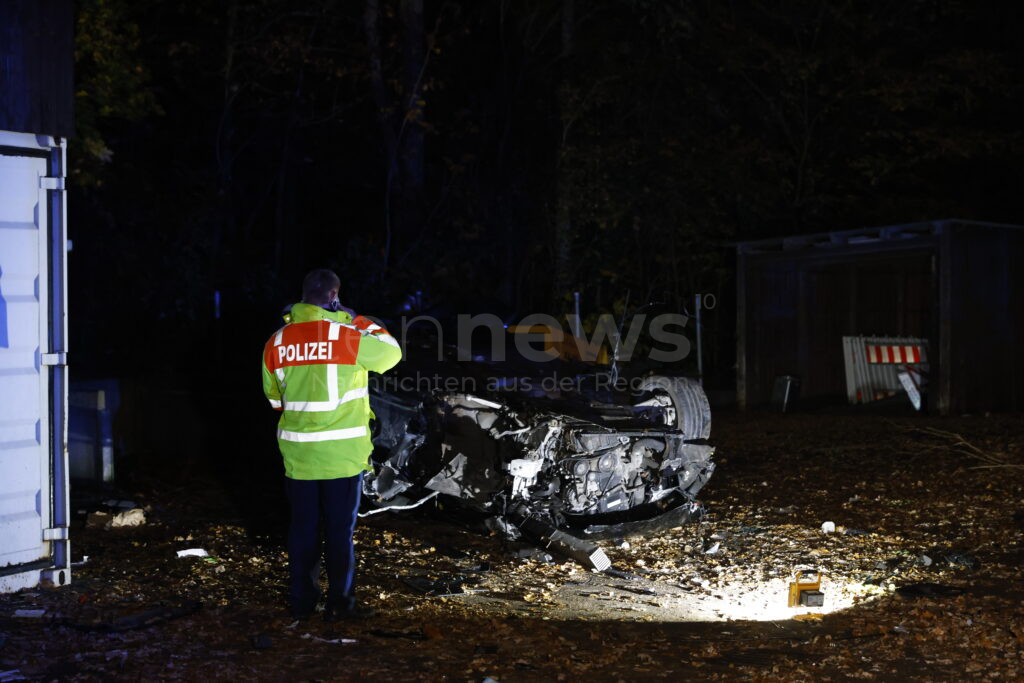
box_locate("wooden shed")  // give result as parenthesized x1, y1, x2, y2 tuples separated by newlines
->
(735, 219, 1024, 415)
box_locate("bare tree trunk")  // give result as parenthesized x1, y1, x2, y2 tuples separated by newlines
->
(213, 0, 239, 271)
(363, 0, 398, 268)
(560, 0, 574, 57)
(552, 0, 574, 311)
(273, 106, 295, 276)
(274, 21, 312, 277)
(400, 0, 425, 202)
(364, 0, 427, 273)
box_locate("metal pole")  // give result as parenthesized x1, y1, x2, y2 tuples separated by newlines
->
(610, 290, 630, 386)
(573, 291, 582, 337)
(695, 293, 703, 385)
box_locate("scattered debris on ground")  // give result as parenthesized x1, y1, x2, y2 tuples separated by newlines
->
(1, 413, 1022, 679)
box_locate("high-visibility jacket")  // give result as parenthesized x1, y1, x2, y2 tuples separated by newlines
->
(262, 302, 402, 480)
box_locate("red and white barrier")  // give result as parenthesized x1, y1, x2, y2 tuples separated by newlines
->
(865, 344, 924, 364)
(843, 336, 929, 407)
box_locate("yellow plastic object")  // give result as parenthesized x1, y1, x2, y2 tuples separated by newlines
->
(506, 324, 608, 364)
(788, 569, 822, 607)
(793, 613, 823, 622)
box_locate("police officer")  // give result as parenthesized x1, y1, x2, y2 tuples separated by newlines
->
(262, 269, 401, 620)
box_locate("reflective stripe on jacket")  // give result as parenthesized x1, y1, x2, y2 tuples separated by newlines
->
(262, 303, 401, 479)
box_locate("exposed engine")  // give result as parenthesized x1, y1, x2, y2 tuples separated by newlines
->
(364, 376, 715, 545)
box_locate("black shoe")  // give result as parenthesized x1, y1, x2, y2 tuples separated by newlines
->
(290, 605, 315, 621)
(324, 604, 376, 622)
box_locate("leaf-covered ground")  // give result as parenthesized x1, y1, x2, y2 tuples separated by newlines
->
(2, 412, 1022, 680)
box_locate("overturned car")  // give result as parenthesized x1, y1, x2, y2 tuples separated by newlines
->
(364, 369, 715, 567)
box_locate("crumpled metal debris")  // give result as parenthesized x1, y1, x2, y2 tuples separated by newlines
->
(365, 376, 715, 568)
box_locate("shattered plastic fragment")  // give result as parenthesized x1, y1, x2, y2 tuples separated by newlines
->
(110, 508, 146, 528)
(300, 633, 357, 644)
(604, 568, 642, 581)
(513, 515, 611, 571)
(512, 547, 554, 563)
(175, 548, 209, 558)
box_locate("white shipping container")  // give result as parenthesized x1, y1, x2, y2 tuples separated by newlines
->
(0, 130, 71, 592)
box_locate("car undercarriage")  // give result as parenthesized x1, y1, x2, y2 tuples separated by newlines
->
(365, 371, 716, 568)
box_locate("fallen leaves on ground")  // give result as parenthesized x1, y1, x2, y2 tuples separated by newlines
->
(1, 413, 1022, 680)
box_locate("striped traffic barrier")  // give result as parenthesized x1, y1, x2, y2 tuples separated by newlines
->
(842, 336, 928, 408)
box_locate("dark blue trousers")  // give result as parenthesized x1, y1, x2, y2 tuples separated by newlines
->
(284, 473, 363, 612)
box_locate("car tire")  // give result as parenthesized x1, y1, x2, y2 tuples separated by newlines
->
(637, 375, 711, 440)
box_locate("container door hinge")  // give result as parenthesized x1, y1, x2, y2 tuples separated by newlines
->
(41, 352, 67, 366)
(40, 177, 65, 190)
(43, 526, 69, 541)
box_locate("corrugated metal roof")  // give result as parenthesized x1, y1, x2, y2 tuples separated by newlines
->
(735, 219, 1024, 255)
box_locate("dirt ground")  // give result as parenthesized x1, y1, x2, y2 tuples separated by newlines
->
(2, 411, 1023, 681)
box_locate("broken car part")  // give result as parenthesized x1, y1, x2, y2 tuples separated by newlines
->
(363, 374, 715, 567)
(511, 512, 611, 571)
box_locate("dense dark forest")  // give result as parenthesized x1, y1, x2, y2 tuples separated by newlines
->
(69, 0, 1024, 379)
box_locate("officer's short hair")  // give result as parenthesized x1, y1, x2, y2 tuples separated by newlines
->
(302, 268, 341, 303)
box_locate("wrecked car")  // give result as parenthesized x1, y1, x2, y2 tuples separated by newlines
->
(364, 357, 715, 567)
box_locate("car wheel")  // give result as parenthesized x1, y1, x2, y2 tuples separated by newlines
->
(637, 375, 711, 440)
